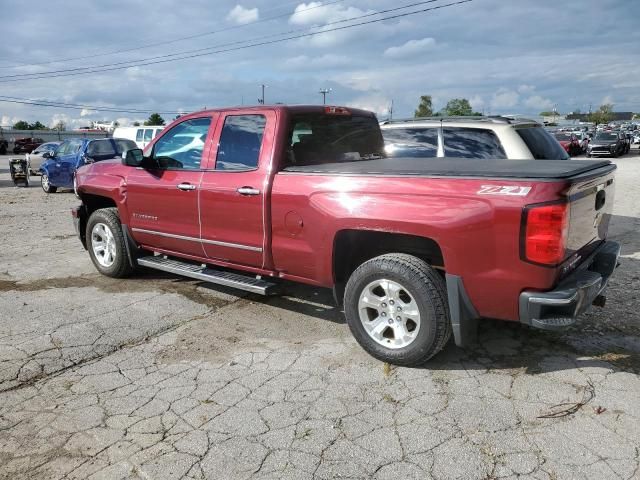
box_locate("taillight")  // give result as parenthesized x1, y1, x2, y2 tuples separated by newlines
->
(522, 202, 569, 266)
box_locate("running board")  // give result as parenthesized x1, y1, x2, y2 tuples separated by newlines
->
(137, 255, 279, 295)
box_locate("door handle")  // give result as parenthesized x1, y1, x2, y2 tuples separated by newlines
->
(236, 186, 260, 196)
(177, 183, 196, 191)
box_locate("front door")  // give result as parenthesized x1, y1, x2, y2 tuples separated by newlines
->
(49, 139, 82, 187)
(126, 115, 217, 258)
(199, 111, 275, 268)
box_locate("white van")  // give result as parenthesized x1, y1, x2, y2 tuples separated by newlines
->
(113, 125, 164, 150)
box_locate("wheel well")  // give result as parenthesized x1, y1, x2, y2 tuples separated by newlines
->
(78, 194, 118, 248)
(332, 230, 444, 304)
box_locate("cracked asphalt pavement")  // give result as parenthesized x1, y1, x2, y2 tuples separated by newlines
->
(0, 151, 639, 479)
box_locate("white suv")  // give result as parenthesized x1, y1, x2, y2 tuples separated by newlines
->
(380, 116, 570, 160)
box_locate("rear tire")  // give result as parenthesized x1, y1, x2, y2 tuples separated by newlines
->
(86, 208, 134, 278)
(344, 253, 451, 367)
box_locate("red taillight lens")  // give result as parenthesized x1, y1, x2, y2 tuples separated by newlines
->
(523, 203, 569, 265)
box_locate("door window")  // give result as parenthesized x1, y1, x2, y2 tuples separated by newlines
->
(136, 129, 144, 142)
(215, 115, 266, 171)
(442, 128, 507, 159)
(55, 141, 70, 156)
(151, 117, 211, 170)
(382, 127, 438, 157)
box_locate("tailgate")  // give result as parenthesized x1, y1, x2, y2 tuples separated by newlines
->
(564, 164, 616, 264)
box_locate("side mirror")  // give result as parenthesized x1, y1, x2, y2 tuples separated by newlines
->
(42, 151, 52, 159)
(122, 148, 144, 167)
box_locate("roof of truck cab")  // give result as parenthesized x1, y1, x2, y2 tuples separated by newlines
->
(177, 105, 377, 119)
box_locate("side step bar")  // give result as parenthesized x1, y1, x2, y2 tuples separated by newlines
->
(137, 255, 279, 295)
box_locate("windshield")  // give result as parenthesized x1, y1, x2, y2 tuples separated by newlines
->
(595, 133, 617, 142)
(516, 126, 570, 160)
(287, 113, 384, 166)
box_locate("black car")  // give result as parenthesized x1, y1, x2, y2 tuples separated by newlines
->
(587, 131, 626, 157)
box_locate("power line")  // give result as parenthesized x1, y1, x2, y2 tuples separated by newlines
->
(0, 0, 345, 70)
(0, 96, 184, 115)
(0, 0, 464, 83)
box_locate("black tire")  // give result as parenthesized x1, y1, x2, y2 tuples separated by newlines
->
(86, 208, 134, 278)
(40, 173, 57, 193)
(344, 253, 451, 367)
(0, 144, 6, 155)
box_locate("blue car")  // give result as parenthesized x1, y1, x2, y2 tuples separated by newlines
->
(40, 137, 137, 193)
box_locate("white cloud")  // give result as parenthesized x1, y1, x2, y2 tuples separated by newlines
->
(284, 54, 350, 69)
(80, 108, 95, 117)
(523, 95, 553, 110)
(383, 38, 436, 59)
(289, 2, 369, 25)
(348, 93, 392, 117)
(226, 5, 258, 25)
(491, 88, 519, 109)
(468, 95, 485, 111)
(517, 84, 536, 94)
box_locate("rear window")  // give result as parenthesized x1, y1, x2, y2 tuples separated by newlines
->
(516, 126, 569, 160)
(443, 128, 506, 159)
(86, 140, 117, 159)
(288, 114, 384, 166)
(382, 127, 438, 157)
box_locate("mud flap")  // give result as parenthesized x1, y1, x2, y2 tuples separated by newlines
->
(445, 274, 479, 347)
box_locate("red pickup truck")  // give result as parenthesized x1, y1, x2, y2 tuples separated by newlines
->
(73, 105, 620, 366)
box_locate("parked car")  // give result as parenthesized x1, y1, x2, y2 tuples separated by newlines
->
(587, 131, 627, 157)
(0, 138, 7, 155)
(553, 132, 583, 156)
(72, 105, 619, 366)
(40, 138, 137, 193)
(13, 137, 44, 154)
(380, 117, 570, 160)
(112, 125, 164, 150)
(26, 141, 61, 174)
(633, 132, 640, 144)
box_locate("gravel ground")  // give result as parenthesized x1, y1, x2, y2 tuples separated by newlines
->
(0, 150, 639, 479)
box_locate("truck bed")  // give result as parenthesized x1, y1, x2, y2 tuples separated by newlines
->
(283, 157, 613, 179)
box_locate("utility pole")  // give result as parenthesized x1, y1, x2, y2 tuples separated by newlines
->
(388, 99, 394, 120)
(258, 84, 267, 105)
(319, 88, 331, 105)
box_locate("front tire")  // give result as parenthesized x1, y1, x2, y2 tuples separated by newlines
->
(41, 174, 57, 193)
(344, 254, 451, 367)
(86, 208, 134, 278)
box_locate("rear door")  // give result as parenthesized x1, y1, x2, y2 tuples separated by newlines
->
(126, 115, 217, 258)
(199, 111, 275, 268)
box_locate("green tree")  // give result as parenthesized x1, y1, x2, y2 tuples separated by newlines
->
(144, 113, 165, 126)
(442, 98, 479, 116)
(414, 95, 433, 118)
(30, 121, 47, 130)
(13, 120, 30, 130)
(589, 104, 614, 125)
(539, 111, 556, 116)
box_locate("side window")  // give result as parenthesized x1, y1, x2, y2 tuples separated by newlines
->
(382, 127, 438, 158)
(136, 129, 143, 142)
(70, 140, 83, 154)
(86, 140, 117, 158)
(154, 128, 163, 138)
(442, 128, 506, 159)
(144, 129, 154, 142)
(215, 115, 267, 171)
(56, 141, 70, 155)
(152, 117, 211, 170)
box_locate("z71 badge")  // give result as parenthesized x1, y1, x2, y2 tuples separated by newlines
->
(477, 185, 532, 196)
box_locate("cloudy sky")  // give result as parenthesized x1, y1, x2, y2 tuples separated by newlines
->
(1, 0, 638, 128)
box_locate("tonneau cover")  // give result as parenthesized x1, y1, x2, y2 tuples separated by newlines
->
(283, 157, 613, 179)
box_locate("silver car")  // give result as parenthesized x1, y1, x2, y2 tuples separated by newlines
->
(27, 142, 61, 174)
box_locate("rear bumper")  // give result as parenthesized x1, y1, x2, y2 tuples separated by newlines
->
(519, 241, 620, 330)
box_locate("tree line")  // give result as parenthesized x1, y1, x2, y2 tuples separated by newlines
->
(414, 95, 482, 118)
(9, 113, 166, 131)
